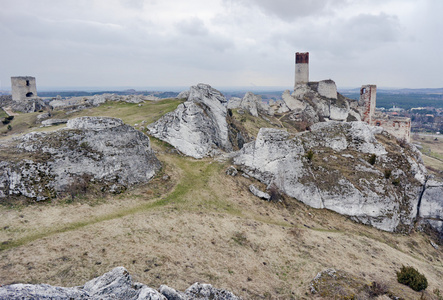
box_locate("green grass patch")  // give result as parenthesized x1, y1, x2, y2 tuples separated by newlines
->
(67, 98, 183, 126)
(0, 109, 8, 119)
(0, 156, 238, 252)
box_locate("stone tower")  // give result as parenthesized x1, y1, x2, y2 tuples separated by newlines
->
(295, 52, 309, 88)
(358, 85, 376, 124)
(11, 76, 37, 102)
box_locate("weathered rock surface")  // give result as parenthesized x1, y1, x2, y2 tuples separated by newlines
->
(41, 118, 68, 127)
(309, 268, 372, 298)
(280, 81, 353, 125)
(227, 92, 271, 117)
(147, 83, 232, 159)
(0, 95, 47, 113)
(0, 267, 240, 300)
(233, 122, 426, 232)
(419, 179, 443, 235)
(249, 184, 271, 200)
(0, 117, 161, 201)
(49, 94, 159, 111)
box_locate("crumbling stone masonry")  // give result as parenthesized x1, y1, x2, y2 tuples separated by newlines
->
(11, 76, 37, 102)
(359, 84, 411, 142)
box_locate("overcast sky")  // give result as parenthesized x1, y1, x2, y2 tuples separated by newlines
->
(0, 0, 442, 90)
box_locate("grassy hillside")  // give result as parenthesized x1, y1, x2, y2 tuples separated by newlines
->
(1, 100, 443, 299)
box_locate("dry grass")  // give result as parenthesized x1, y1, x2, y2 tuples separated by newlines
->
(0, 99, 183, 140)
(230, 109, 285, 138)
(1, 104, 443, 299)
(1, 143, 442, 299)
(413, 134, 443, 180)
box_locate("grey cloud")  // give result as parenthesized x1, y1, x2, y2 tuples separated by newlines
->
(272, 12, 402, 60)
(342, 13, 401, 44)
(175, 17, 209, 36)
(235, 0, 349, 21)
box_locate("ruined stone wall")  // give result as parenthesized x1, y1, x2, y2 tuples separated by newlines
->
(295, 52, 309, 86)
(11, 76, 37, 102)
(373, 116, 411, 142)
(358, 85, 376, 123)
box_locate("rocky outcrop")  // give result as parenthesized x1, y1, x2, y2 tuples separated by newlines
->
(0, 117, 161, 201)
(227, 92, 272, 117)
(233, 122, 426, 232)
(279, 81, 354, 128)
(0, 95, 47, 113)
(0, 267, 240, 300)
(49, 94, 159, 111)
(419, 180, 443, 235)
(147, 84, 232, 159)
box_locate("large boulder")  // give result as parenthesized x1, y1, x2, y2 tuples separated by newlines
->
(0, 117, 161, 201)
(233, 121, 426, 232)
(0, 267, 240, 300)
(147, 84, 232, 159)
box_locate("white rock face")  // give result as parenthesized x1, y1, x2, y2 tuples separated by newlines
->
(282, 90, 306, 111)
(419, 180, 443, 234)
(234, 122, 425, 232)
(317, 80, 338, 99)
(0, 117, 161, 200)
(280, 81, 352, 123)
(0, 267, 240, 300)
(147, 83, 232, 159)
(227, 92, 271, 116)
(227, 97, 242, 110)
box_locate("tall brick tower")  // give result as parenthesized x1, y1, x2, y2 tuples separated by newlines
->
(295, 52, 309, 88)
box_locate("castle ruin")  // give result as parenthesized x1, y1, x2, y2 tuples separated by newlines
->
(293, 52, 411, 142)
(359, 85, 411, 142)
(11, 76, 37, 102)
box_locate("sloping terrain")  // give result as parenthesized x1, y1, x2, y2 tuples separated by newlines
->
(0, 99, 443, 299)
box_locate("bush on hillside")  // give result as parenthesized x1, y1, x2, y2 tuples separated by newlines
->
(396, 265, 428, 291)
(368, 154, 377, 165)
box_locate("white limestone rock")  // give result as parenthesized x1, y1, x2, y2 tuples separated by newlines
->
(41, 118, 68, 127)
(0, 117, 161, 200)
(227, 97, 242, 110)
(185, 283, 240, 300)
(0, 284, 88, 300)
(279, 81, 352, 123)
(419, 180, 443, 235)
(227, 92, 271, 117)
(317, 80, 338, 99)
(147, 83, 232, 159)
(36, 112, 51, 120)
(249, 184, 271, 200)
(282, 90, 306, 111)
(177, 90, 190, 100)
(0, 267, 240, 300)
(83, 267, 166, 299)
(233, 122, 425, 232)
